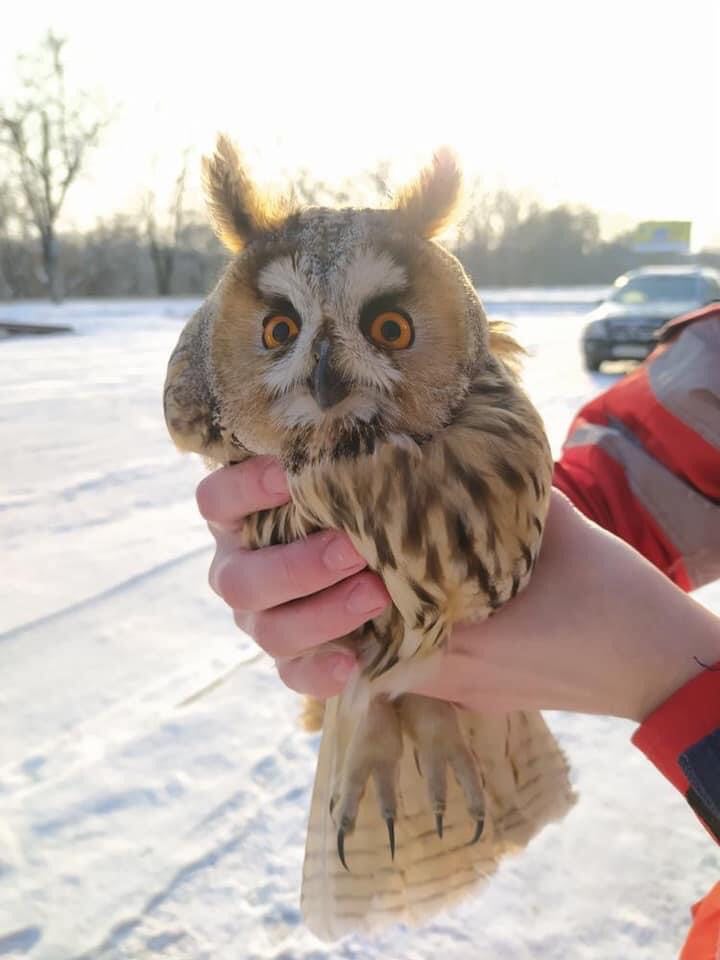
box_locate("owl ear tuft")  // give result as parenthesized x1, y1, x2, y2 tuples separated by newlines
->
(393, 148, 462, 238)
(202, 135, 293, 252)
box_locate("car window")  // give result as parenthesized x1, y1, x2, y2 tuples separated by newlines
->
(609, 275, 700, 304)
(702, 277, 720, 302)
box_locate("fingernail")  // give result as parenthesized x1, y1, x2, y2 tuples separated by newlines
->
(262, 463, 288, 497)
(327, 654, 355, 684)
(346, 580, 388, 615)
(323, 535, 365, 572)
(208, 554, 232, 597)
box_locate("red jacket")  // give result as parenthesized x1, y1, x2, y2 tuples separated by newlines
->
(554, 303, 720, 592)
(552, 302, 720, 843)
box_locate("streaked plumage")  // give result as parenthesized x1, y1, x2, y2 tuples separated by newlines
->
(164, 136, 574, 940)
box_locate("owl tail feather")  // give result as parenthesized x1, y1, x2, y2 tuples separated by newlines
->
(300, 698, 575, 941)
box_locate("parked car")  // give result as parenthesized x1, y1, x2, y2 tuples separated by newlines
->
(581, 265, 720, 371)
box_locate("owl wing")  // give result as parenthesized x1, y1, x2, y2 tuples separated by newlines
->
(301, 699, 575, 941)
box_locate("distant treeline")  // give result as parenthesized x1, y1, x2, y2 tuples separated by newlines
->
(3, 33, 718, 302)
(0, 216, 226, 300)
(1, 195, 717, 301)
(456, 193, 720, 286)
(5, 193, 720, 300)
(5, 194, 720, 300)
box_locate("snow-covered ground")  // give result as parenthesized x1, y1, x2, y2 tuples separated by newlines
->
(1, 292, 718, 960)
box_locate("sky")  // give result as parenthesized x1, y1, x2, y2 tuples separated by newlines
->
(2, 0, 720, 248)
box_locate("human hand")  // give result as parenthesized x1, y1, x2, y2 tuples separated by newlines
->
(411, 491, 720, 722)
(196, 458, 390, 698)
(200, 462, 720, 723)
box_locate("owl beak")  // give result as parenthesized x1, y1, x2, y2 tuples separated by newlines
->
(311, 338, 351, 409)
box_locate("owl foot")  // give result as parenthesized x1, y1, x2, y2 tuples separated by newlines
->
(401, 694, 485, 844)
(330, 695, 403, 870)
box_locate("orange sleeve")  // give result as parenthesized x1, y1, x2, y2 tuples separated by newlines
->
(553, 306, 720, 591)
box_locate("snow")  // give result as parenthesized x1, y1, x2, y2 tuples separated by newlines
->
(1, 292, 718, 960)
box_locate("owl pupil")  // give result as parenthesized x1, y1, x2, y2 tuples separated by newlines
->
(381, 319, 401, 341)
(273, 321, 290, 342)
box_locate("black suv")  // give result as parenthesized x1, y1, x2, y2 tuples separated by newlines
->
(581, 265, 720, 371)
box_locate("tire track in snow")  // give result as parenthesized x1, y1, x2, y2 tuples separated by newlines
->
(0, 459, 186, 514)
(0, 543, 248, 795)
(0, 927, 42, 956)
(0, 652, 259, 802)
(69, 709, 318, 960)
(0, 546, 211, 645)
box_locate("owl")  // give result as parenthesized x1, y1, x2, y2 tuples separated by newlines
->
(164, 136, 575, 941)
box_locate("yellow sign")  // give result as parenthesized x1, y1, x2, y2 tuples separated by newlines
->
(631, 221, 692, 254)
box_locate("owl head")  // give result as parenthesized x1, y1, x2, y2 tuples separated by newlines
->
(164, 136, 515, 468)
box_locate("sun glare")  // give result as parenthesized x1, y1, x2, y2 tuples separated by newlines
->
(2, 0, 719, 245)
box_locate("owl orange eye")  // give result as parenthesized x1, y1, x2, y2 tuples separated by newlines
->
(262, 314, 300, 349)
(368, 311, 414, 350)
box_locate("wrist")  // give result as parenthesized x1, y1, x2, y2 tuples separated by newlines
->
(626, 603, 720, 724)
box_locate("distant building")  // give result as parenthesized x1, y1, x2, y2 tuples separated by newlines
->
(630, 221, 692, 255)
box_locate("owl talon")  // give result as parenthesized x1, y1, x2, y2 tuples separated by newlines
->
(386, 816, 395, 860)
(470, 817, 485, 845)
(330, 696, 403, 868)
(401, 694, 486, 842)
(337, 827, 350, 871)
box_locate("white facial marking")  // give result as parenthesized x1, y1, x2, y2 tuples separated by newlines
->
(258, 256, 321, 394)
(257, 256, 316, 316)
(270, 391, 381, 428)
(339, 249, 407, 319)
(328, 248, 409, 394)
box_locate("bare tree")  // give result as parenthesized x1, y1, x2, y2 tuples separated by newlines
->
(289, 161, 390, 210)
(143, 154, 190, 296)
(0, 177, 34, 299)
(0, 180, 16, 297)
(0, 32, 107, 302)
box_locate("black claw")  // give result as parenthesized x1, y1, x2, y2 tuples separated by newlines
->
(385, 816, 395, 860)
(337, 829, 349, 871)
(414, 749, 423, 777)
(435, 813, 444, 839)
(469, 817, 485, 846)
(329, 796, 336, 816)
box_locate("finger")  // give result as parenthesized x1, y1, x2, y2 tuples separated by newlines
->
(239, 570, 390, 658)
(196, 457, 290, 528)
(211, 529, 370, 612)
(277, 652, 356, 699)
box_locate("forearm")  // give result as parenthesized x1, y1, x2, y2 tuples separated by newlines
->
(413, 492, 720, 722)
